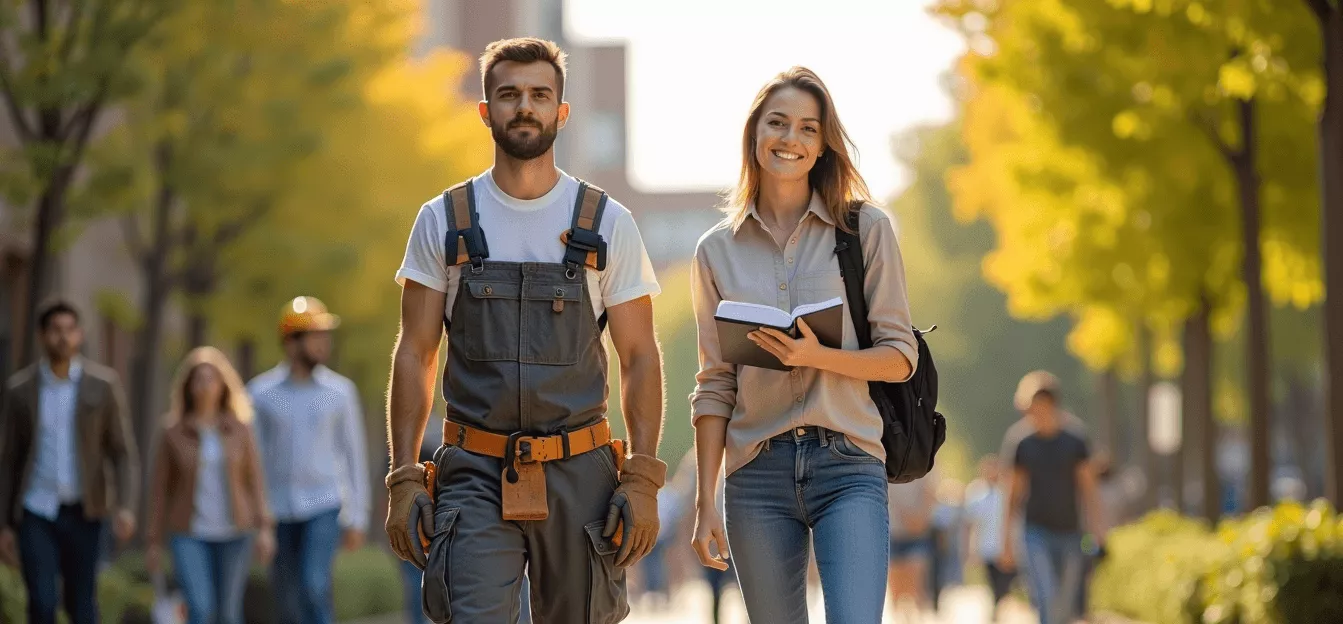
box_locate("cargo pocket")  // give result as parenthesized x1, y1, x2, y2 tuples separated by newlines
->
(583, 520, 630, 624)
(459, 281, 521, 362)
(421, 507, 461, 624)
(520, 280, 585, 365)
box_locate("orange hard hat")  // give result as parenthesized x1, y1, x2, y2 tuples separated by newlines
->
(278, 296, 340, 337)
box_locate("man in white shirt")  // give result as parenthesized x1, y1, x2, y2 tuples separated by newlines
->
(383, 37, 666, 623)
(249, 296, 368, 624)
(0, 300, 139, 624)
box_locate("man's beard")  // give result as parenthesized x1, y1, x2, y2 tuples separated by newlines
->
(297, 347, 322, 371)
(493, 116, 558, 161)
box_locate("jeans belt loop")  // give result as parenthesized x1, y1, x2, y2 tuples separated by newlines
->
(820, 427, 831, 447)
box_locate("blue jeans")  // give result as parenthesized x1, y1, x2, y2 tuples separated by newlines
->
(725, 427, 890, 624)
(1023, 525, 1084, 624)
(272, 509, 342, 624)
(18, 505, 104, 624)
(170, 534, 255, 624)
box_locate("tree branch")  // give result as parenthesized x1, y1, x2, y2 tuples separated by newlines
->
(212, 202, 269, 247)
(1190, 110, 1238, 164)
(0, 66, 34, 144)
(57, 0, 88, 66)
(59, 76, 107, 142)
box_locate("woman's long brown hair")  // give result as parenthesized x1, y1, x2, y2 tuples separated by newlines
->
(166, 346, 253, 426)
(724, 66, 874, 233)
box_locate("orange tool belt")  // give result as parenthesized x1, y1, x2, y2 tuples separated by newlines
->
(438, 419, 618, 465)
(418, 419, 628, 549)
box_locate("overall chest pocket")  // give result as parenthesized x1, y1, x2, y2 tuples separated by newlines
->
(520, 280, 586, 365)
(458, 281, 522, 362)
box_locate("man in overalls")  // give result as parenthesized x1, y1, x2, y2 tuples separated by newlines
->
(383, 37, 667, 623)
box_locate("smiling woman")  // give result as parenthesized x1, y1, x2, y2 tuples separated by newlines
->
(689, 67, 919, 624)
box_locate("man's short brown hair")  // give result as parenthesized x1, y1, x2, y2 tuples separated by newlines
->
(479, 37, 567, 100)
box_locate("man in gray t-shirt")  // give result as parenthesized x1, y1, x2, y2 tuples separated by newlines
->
(1001, 371, 1105, 624)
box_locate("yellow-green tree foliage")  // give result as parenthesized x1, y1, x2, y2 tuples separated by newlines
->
(210, 3, 491, 414)
(936, 0, 1321, 376)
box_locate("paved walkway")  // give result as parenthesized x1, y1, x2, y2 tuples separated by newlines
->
(341, 583, 1039, 624)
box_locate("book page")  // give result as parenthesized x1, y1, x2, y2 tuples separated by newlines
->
(790, 297, 843, 322)
(715, 301, 793, 329)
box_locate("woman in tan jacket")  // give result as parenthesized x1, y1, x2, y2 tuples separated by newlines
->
(146, 346, 275, 624)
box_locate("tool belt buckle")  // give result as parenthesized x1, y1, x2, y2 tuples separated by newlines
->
(501, 432, 549, 521)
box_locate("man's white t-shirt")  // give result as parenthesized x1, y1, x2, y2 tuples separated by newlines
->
(396, 169, 661, 321)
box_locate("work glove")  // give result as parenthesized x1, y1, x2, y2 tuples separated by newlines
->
(385, 463, 435, 569)
(602, 453, 667, 568)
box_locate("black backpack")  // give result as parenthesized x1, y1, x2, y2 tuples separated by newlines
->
(834, 211, 946, 483)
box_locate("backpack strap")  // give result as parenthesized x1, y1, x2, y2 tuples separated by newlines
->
(443, 180, 489, 273)
(834, 208, 874, 350)
(561, 180, 610, 274)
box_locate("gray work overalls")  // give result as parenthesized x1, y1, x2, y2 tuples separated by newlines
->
(421, 178, 629, 624)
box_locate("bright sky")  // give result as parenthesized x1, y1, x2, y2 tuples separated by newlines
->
(565, 0, 965, 201)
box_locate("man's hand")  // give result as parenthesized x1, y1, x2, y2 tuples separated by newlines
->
(385, 463, 434, 569)
(255, 528, 277, 564)
(343, 528, 365, 552)
(113, 510, 136, 544)
(750, 319, 827, 369)
(602, 454, 666, 568)
(998, 544, 1017, 572)
(691, 505, 730, 571)
(0, 528, 17, 568)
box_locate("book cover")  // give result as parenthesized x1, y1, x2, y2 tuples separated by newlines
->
(713, 297, 845, 371)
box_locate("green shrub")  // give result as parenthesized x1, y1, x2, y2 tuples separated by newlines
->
(332, 546, 406, 620)
(1092, 500, 1343, 624)
(0, 545, 404, 624)
(0, 554, 153, 624)
(1197, 500, 1343, 624)
(1090, 510, 1228, 624)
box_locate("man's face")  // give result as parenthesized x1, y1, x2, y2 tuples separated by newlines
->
(287, 331, 332, 368)
(480, 61, 568, 161)
(39, 313, 82, 362)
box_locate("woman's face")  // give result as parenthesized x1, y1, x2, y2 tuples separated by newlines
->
(189, 364, 224, 411)
(753, 86, 825, 184)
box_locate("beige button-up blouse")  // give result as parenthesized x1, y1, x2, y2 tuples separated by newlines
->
(690, 193, 918, 476)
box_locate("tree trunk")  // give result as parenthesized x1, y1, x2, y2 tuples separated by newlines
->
(236, 337, 255, 382)
(1185, 299, 1216, 520)
(19, 177, 71, 366)
(1318, 4, 1343, 508)
(1098, 369, 1121, 463)
(128, 141, 177, 492)
(1138, 326, 1157, 512)
(1233, 97, 1272, 510)
(183, 246, 218, 349)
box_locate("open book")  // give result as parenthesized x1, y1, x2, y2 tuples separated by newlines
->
(714, 297, 845, 371)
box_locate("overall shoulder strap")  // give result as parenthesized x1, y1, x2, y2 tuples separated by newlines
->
(443, 179, 489, 272)
(562, 180, 610, 273)
(834, 208, 873, 349)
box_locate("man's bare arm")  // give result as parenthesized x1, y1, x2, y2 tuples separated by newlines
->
(1077, 460, 1106, 541)
(604, 295, 664, 458)
(387, 281, 447, 470)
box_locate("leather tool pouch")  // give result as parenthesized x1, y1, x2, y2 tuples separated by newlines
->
(501, 459, 549, 521)
(420, 461, 438, 553)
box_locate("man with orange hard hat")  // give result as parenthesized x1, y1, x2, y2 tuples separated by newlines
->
(248, 296, 369, 624)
